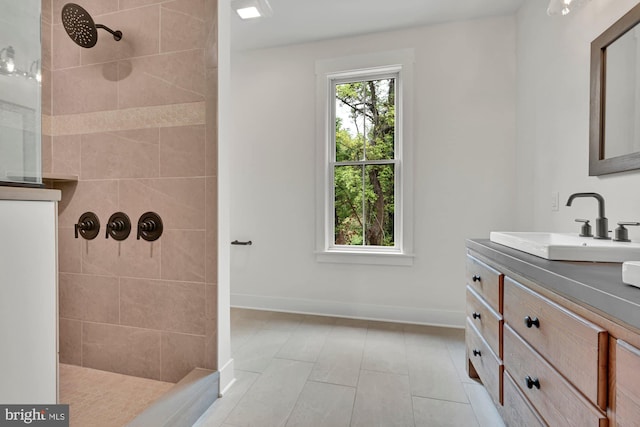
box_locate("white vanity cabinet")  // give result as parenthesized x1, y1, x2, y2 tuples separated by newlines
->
(0, 189, 60, 404)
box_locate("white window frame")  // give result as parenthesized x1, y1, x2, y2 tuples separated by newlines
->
(315, 49, 415, 266)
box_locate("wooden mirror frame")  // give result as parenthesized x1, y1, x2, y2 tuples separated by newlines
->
(590, 3, 640, 176)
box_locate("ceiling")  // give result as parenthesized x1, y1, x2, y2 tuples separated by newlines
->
(231, 0, 526, 51)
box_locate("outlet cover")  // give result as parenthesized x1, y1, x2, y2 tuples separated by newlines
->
(551, 191, 559, 211)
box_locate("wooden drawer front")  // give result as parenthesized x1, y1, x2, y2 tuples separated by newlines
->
(503, 371, 547, 427)
(466, 318, 503, 406)
(466, 286, 502, 358)
(466, 255, 503, 313)
(503, 277, 607, 409)
(504, 325, 607, 427)
(616, 340, 640, 426)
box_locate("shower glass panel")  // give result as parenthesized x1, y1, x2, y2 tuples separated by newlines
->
(0, 0, 42, 187)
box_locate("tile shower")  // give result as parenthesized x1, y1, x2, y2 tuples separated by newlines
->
(41, 0, 218, 391)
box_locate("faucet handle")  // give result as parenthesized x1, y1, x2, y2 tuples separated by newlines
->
(614, 222, 640, 242)
(575, 219, 593, 237)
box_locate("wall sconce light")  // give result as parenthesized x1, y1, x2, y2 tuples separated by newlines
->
(0, 46, 16, 74)
(547, 0, 590, 16)
(30, 60, 41, 82)
(232, 0, 273, 20)
(0, 46, 41, 83)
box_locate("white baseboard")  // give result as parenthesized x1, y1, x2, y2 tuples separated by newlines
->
(217, 358, 235, 397)
(231, 293, 465, 328)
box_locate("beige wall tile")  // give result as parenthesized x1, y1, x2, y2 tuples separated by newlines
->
(81, 235, 162, 279)
(159, 125, 205, 177)
(161, 332, 205, 382)
(160, 1, 206, 53)
(81, 129, 160, 179)
(52, 134, 81, 176)
(119, 0, 164, 10)
(52, 24, 80, 70)
(205, 284, 217, 320)
(58, 226, 82, 273)
(205, 176, 217, 283)
(50, 102, 205, 136)
(118, 238, 162, 278)
(53, 0, 119, 24)
(120, 277, 206, 335)
(52, 62, 118, 115)
(51, 0, 218, 382)
(42, 0, 53, 24)
(80, 5, 160, 65)
(59, 318, 82, 365)
(82, 322, 162, 380)
(56, 180, 118, 228)
(42, 68, 52, 116)
(118, 49, 205, 109)
(205, 67, 218, 176)
(42, 20, 52, 71)
(41, 135, 52, 173)
(204, 324, 217, 370)
(161, 229, 206, 282)
(118, 177, 206, 230)
(204, 0, 217, 69)
(162, 0, 205, 16)
(59, 273, 120, 323)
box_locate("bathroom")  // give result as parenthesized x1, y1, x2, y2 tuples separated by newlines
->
(1, 0, 640, 425)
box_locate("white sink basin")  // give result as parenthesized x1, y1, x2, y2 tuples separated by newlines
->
(489, 231, 640, 262)
(622, 261, 640, 288)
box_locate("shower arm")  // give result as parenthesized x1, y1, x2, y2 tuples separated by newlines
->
(95, 24, 123, 41)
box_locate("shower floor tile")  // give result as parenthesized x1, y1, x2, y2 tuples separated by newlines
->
(59, 364, 174, 427)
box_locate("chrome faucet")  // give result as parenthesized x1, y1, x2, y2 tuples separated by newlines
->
(566, 192, 610, 239)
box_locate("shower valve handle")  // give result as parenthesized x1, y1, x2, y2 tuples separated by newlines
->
(75, 220, 94, 238)
(137, 212, 163, 242)
(105, 212, 131, 241)
(74, 212, 100, 240)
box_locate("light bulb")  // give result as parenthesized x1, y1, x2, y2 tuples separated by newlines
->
(547, 0, 590, 16)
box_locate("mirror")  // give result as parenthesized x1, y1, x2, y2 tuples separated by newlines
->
(0, 0, 42, 187)
(590, 2, 640, 176)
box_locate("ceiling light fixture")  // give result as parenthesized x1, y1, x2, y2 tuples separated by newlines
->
(547, 0, 590, 16)
(232, 0, 273, 20)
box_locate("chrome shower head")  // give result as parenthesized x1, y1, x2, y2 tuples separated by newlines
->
(61, 3, 122, 48)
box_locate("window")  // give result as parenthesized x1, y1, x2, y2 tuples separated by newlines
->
(315, 50, 414, 265)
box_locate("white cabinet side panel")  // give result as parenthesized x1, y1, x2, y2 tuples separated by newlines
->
(0, 200, 57, 403)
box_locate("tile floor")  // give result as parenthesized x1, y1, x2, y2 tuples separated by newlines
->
(195, 308, 505, 427)
(59, 364, 174, 427)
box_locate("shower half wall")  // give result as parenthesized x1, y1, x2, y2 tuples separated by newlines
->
(42, 0, 219, 382)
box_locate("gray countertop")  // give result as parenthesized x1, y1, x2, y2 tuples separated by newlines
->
(467, 239, 640, 332)
(0, 186, 61, 202)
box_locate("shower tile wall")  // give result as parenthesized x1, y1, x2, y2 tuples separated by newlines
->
(42, 0, 218, 383)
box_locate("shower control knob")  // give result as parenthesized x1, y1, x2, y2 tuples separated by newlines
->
(105, 212, 131, 241)
(74, 212, 100, 240)
(137, 212, 163, 242)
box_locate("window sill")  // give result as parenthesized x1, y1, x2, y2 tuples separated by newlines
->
(315, 250, 414, 266)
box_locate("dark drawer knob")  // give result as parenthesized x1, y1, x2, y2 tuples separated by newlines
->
(524, 316, 540, 328)
(472, 312, 481, 320)
(472, 275, 481, 282)
(472, 349, 481, 357)
(525, 376, 540, 389)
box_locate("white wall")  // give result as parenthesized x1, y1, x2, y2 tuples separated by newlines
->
(516, 0, 640, 234)
(229, 16, 517, 327)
